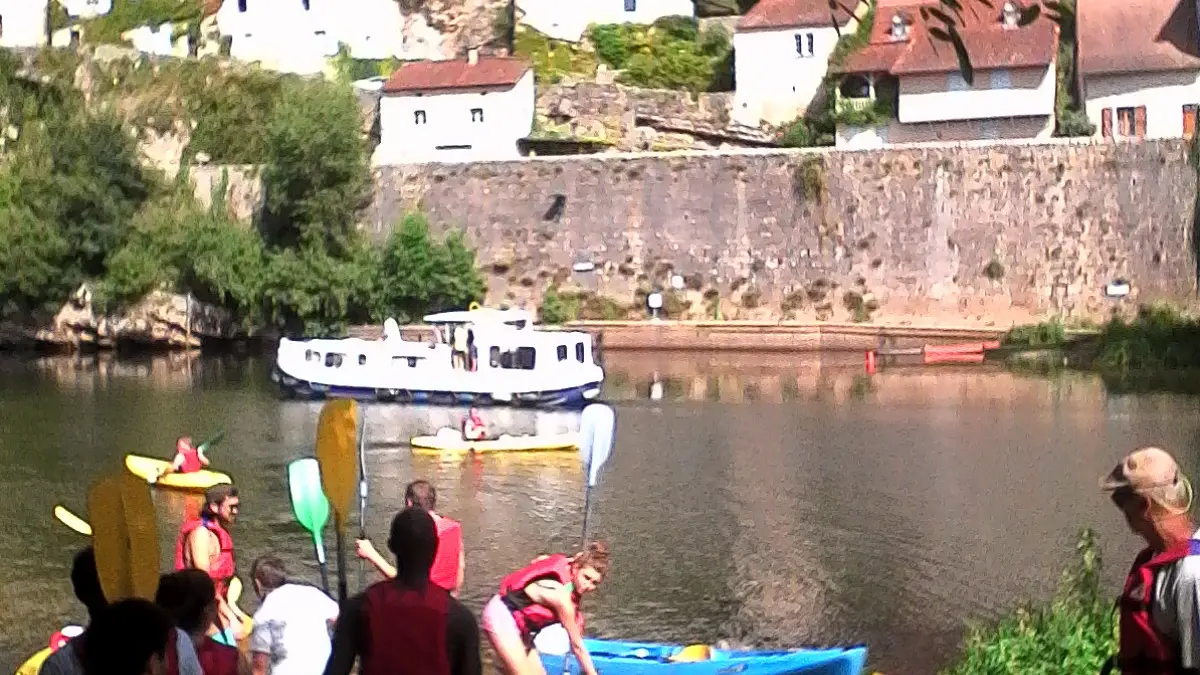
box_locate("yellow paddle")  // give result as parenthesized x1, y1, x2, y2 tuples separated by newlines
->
(54, 506, 92, 536)
(315, 399, 360, 603)
(87, 471, 160, 601)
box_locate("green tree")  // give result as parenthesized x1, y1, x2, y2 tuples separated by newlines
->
(259, 78, 372, 253)
(372, 213, 487, 322)
(0, 195, 73, 316)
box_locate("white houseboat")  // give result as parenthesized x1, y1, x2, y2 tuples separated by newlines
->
(271, 307, 605, 408)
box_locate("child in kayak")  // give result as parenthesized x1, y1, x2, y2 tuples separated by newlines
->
(461, 409, 489, 441)
(481, 542, 610, 675)
(155, 436, 210, 481)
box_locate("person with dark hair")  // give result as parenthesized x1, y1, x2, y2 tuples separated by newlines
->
(79, 599, 174, 675)
(248, 555, 338, 675)
(356, 480, 465, 596)
(324, 507, 480, 675)
(480, 542, 611, 675)
(175, 484, 242, 638)
(41, 549, 204, 675)
(156, 570, 249, 675)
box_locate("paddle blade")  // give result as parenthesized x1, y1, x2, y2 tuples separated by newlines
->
(228, 576, 243, 603)
(54, 506, 92, 536)
(88, 472, 160, 602)
(578, 403, 616, 488)
(288, 458, 331, 536)
(315, 400, 359, 527)
(198, 430, 226, 452)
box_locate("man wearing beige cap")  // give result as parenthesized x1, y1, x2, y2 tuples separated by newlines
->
(1101, 446, 1200, 675)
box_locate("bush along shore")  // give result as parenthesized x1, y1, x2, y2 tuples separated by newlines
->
(0, 49, 485, 349)
(996, 304, 1200, 393)
(938, 529, 1116, 675)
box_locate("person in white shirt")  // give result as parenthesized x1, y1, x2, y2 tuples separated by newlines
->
(39, 547, 202, 675)
(249, 555, 339, 675)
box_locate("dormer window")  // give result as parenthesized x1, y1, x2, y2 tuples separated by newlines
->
(889, 14, 908, 40)
(1002, 1, 1019, 27)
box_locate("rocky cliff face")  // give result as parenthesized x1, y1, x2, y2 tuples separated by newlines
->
(0, 284, 247, 351)
(398, 0, 511, 60)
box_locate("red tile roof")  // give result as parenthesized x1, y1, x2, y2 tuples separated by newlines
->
(1077, 0, 1200, 75)
(835, 2, 1057, 76)
(203, 0, 221, 16)
(737, 0, 853, 30)
(382, 57, 531, 94)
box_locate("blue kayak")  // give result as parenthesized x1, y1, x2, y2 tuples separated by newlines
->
(539, 638, 868, 675)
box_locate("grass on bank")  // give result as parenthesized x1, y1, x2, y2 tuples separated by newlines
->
(1002, 304, 1200, 372)
(939, 529, 1116, 675)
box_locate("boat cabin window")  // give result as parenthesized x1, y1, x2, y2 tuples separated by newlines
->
(490, 346, 536, 370)
(325, 353, 344, 367)
(575, 342, 585, 363)
(557, 345, 568, 361)
(358, 354, 367, 365)
(306, 349, 319, 362)
(392, 356, 419, 368)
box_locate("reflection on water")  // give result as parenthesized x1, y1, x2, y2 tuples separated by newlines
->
(2, 350, 1198, 675)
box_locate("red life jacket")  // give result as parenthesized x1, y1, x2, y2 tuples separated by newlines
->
(196, 637, 240, 675)
(431, 514, 463, 593)
(498, 554, 583, 638)
(174, 516, 237, 595)
(177, 440, 202, 473)
(359, 580, 452, 675)
(1117, 539, 1200, 674)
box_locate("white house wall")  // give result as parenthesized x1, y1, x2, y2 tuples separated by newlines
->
(214, 0, 406, 74)
(1083, 70, 1200, 139)
(62, 0, 111, 18)
(836, 115, 1053, 148)
(374, 70, 536, 165)
(897, 64, 1055, 124)
(517, 0, 695, 42)
(0, 0, 49, 48)
(732, 24, 851, 127)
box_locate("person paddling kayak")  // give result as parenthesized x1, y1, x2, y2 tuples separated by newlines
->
(1100, 446, 1200, 675)
(155, 436, 210, 482)
(481, 542, 610, 675)
(461, 409, 488, 442)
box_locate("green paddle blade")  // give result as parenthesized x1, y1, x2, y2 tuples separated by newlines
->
(288, 458, 330, 564)
(197, 430, 226, 453)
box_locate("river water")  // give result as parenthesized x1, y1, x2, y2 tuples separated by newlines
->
(0, 350, 1192, 675)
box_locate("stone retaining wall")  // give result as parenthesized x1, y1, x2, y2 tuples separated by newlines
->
(370, 139, 1199, 325)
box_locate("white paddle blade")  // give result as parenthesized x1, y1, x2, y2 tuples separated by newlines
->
(578, 403, 616, 488)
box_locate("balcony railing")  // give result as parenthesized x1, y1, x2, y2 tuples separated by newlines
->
(835, 96, 874, 115)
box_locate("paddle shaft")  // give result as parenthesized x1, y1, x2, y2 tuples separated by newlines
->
(358, 408, 368, 590)
(563, 470, 597, 675)
(314, 533, 330, 593)
(336, 523, 349, 603)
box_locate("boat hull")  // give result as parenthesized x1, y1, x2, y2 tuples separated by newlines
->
(410, 432, 579, 454)
(540, 639, 868, 675)
(272, 365, 602, 409)
(124, 455, 233, 492)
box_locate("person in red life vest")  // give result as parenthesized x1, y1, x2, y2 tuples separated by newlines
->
(480, 542, 611, 675)
(155, 436, 211, 482)
(78, 599, 175, 675)
(357, 480, 465, 596)
(175, 485, 243, 640)
(461, 408, 488, 441)
(323, 507, 482, 675)
(1100, 446, 1200, 675)
(156, 570, 250, 675)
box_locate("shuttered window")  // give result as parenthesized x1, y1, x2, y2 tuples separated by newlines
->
(1134, 106, 1147, 138)
(1101, 108, 1112, 138)
(1184, 105, 1197, 139)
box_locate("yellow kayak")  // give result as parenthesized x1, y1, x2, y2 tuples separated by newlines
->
(124, 454, 232, 491)
(410, 428, 579, 454)
(15, 647, 51, 675)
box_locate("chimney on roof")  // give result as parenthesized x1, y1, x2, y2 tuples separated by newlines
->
(467, 48, 479, 65)
(1002, 1, 1020, 27)
(889, 13, 908, 40)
